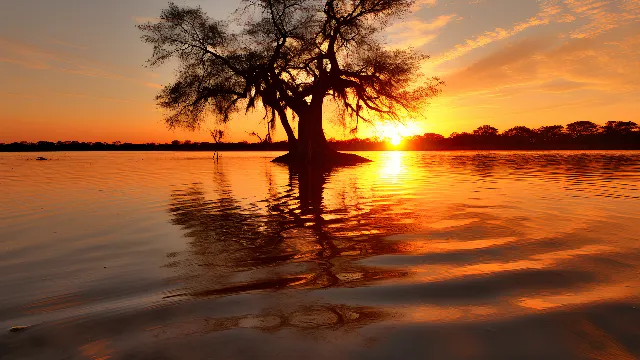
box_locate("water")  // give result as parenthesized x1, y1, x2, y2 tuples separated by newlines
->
(1, 151, 640, 359)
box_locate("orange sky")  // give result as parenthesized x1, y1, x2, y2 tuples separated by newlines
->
(1, 0, 639, 143)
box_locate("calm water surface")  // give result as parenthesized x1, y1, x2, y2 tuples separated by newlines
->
(1, 151, 640, 359)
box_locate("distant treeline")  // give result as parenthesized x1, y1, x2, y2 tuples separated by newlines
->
(0, 140, 291, 152)
(338, 121, 640, 151)
(2, 121, 639, 152)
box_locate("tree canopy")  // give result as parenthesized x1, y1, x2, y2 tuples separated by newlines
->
(139, 0, 442, 163)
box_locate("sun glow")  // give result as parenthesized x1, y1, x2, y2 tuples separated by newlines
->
(376, 121, 421, 147)
(389, 134, 402, 146)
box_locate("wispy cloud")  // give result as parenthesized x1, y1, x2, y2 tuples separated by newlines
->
(432, 1, 561, 64)
(0, 37, 158, 88)
(49, 38, 88, 50)
(0, 38, 58, 69)
(537, 79, 593, 93)
(0, 91, 41, 99)
(431, 0, 640, 66)
(390, 14, 458, 33)
(386, 14, 458, 48)
(410, 0, 438, 12)
(0, 37, 117, 78)
(508, 97, 609, 115)
(54, 92, 140, 104)
(442, 36, 556, 94)
(442, 26, 640, 99)
(566, 0, 640, 38)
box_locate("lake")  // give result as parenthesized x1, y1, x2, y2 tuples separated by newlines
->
(1, 151, 640, 359)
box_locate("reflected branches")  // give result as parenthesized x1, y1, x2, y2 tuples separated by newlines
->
(165, 163, 412, 299)
(152, 303, 389, 341)
(162, 152, 640, 340)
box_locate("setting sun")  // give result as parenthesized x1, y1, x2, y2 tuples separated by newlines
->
(389, 135, 402, 146)
(377, 121, 421, 146)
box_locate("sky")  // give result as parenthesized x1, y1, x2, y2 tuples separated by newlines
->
(1, 0, 639, 143)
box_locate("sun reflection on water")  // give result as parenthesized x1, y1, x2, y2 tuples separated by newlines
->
(379, 151, 407, 179)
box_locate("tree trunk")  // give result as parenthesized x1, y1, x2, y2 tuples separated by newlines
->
(296, 103, 330, 163)
(272, 101, 371, 167)
(276, 106, 298, 153)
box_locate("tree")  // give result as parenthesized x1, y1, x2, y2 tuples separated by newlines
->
(473, 125, 499, 136)
(535, 125, 565, 142)
(421, 133, 445, 141)
(503, 126, 535, 139)
(603, 121, 638, 135)
(249, 131, 271, 144)
(139, 0, 441, 166)
(566, 121, 599, 137)
(210, 129, 225, 144)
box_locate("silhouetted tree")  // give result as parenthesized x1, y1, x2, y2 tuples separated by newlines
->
(473, 125, 499, 136)
(566, 121, 599, 137)
(210, 129, 225, 144)
(536, 125, 565, 142)
(603, 121, 638, 135)
(503, 126, 535, 139)
(249, 131, 272, 144)
(139, 0, 442, 166)
(421, 133, 445, 141)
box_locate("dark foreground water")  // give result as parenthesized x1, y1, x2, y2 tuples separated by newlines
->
(1, 151, 640, 359)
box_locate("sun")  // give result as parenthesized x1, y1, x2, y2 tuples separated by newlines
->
(377, 121, 420, 147)
(389, 134, 402, 146)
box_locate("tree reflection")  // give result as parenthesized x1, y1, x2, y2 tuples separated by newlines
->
(165, 163, 411, 300)
(163, 152, 640, 340)
(160, 303, 389, 340)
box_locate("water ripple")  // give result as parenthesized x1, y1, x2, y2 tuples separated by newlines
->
(1, 151, 640, 359)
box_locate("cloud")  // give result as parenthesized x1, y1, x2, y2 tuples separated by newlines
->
(411, 0, 437, 11)
(0, 38, 57, 69)
(431, 0, 640, 66)
(390, 14, 457, 33)
(54, 92, 145, 104)
(0, 37, 157, 88)
(508, 96, 610, 115)
(0, 91, 41, 99)
(441, 24, 640, 99)
(54, 92, 139, 104)
(442, 36, 556, 94)
(566, 0, 624, 38)
(537, 79, 593, 93)
(386, 14, 458, 48)
(0, 37, 115, 78)
(432, 6, 557, 65)
(49, 38, 88, 50)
